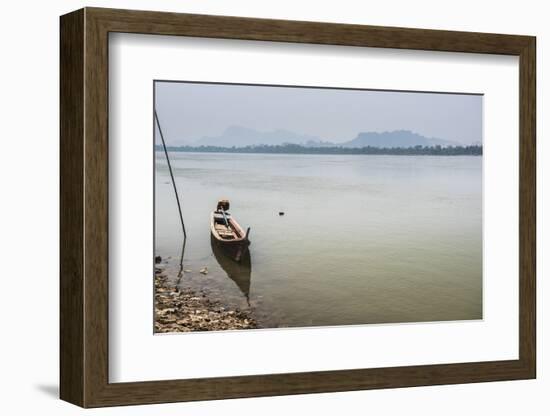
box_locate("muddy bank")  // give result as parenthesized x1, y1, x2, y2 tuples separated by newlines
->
(154, 268, 258, 333)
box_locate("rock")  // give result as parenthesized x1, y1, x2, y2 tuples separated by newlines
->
(155, 255, 162, 264)
(154, 265, 257, 332)
(199, 267, 208, 275)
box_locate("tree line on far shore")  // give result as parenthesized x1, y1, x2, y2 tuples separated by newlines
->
(157, 143, 482, 156)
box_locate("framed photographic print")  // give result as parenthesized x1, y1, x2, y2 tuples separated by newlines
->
(60, 7, 536, 407)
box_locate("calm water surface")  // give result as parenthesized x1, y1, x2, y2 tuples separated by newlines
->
(155, 152, 482, 328)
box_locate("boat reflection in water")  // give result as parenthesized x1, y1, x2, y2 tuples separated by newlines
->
(211, 235, 252, 304)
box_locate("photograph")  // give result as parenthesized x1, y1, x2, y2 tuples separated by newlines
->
(153, 81, 483, 334)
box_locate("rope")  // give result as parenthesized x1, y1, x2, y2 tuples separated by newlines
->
(154, 110, 187, 240)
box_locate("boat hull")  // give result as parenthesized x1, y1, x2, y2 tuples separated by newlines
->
(210, 212, 250, 262)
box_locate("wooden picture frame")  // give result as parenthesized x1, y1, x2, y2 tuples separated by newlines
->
(60, 7, 536, 408)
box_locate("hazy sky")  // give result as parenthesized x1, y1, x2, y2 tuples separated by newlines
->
(154, 81, 482, 145)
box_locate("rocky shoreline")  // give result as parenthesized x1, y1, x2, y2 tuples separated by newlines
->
(154, 267, 258, 333)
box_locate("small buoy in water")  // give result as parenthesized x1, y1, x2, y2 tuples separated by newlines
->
(155, 255, 162, 264)
(279, 212, 285, 216)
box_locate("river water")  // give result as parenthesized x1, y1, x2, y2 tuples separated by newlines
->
(155, 152, 482, 328)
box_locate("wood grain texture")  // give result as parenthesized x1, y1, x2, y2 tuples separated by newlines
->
(59, 8, 84, 407)
(518, 38, 536, 375)
(83, 10, 110, 406)
(59, 7, 537, 408)
(89, 7, 532, 54)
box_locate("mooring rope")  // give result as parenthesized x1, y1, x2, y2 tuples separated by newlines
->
(154, 110, 187, 240)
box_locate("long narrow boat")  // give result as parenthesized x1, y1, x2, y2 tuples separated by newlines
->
(210, 200, 250, 262)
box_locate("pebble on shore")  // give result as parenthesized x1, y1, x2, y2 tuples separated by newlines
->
(154, 270, 257, 333)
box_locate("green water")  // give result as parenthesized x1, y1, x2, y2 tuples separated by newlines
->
(155, 152, 482, 328)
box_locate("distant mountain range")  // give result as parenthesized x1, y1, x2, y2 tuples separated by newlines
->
(341, 130, 458, 148)
(187, 126, 465, 148)
(194, 126, 320, 148)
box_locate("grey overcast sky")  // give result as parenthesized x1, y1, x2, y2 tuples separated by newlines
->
(154, 81, 482, 145)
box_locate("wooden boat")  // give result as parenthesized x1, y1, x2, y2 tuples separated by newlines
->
(210, 200, 250, 262)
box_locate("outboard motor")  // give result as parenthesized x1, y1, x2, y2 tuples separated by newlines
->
(217, 199, 230, 211)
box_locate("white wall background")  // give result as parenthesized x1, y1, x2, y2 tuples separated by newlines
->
(0, 0, 545, 414)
